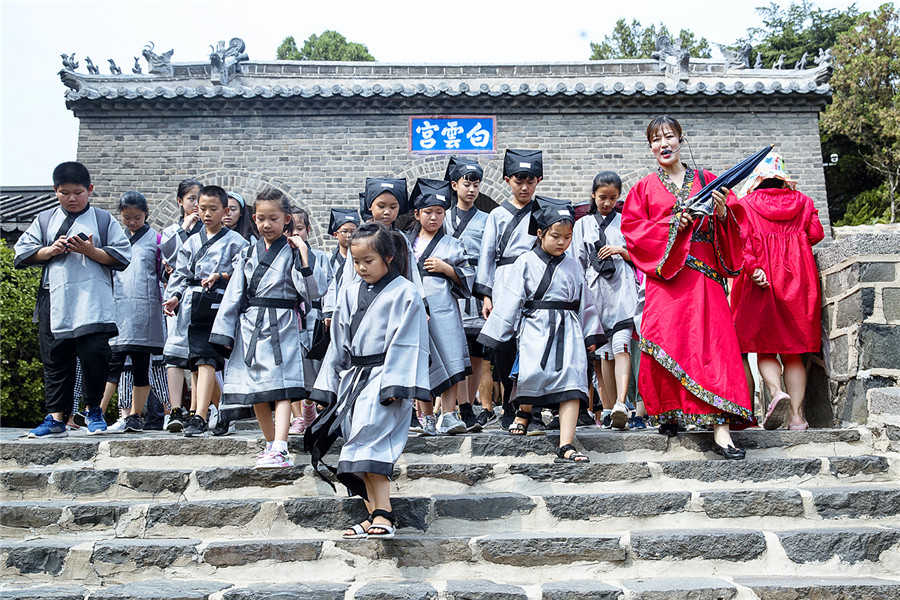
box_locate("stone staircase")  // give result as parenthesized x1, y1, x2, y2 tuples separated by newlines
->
(2, 420, 899, 600)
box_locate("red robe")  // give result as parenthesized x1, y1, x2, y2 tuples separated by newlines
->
(621, 168, 754, 426)
(729, 188, 825, 354)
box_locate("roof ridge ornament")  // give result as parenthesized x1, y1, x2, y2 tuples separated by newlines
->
(210, 38, 249, 86)
(720, 43, 753, 71)
(652, 35, 690, 82)
(142, 41, 174, 76)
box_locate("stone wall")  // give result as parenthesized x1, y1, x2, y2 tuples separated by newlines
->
(74, 104, 830, 250)
(815, 232, 900, 425)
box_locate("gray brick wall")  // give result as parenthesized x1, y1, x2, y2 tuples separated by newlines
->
(76, 106, 830, 249)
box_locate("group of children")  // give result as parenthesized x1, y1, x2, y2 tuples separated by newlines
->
(16, 120, 825, 537)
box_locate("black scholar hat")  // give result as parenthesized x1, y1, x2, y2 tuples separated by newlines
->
(504, 149, 543, 178)
(411, 178, 452, 210)
(328, 208, 361, 235)
(358, 192, 372, 221)
(364, 177, 409, 214)
(529, 195, 574, 235)
(444, 156, 484, 182)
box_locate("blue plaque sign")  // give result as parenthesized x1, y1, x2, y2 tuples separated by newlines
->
(409, 116, 496, 153)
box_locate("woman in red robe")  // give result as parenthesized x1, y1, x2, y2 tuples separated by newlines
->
(729, 153, 825, 431)
(621, 115, 754, 460)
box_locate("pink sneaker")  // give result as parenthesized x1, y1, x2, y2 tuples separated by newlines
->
(288, 417, 304, 436)
(255, 448, 293, 469)
(788, 420, 809, 431)
(763, 391, 791, 430)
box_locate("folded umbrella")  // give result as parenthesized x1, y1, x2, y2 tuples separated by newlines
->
(685, 144, 774, 217)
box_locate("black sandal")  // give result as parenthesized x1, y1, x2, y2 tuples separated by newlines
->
(508, 410, 531, 435)
(555, 443, 590, 463)
(366, 509, 396, 539)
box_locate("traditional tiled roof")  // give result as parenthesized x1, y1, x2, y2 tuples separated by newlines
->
(1, 187, 56, 233)
(60, 59, 832, 114)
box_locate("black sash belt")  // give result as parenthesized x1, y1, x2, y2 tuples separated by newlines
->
(524, 300, 580, 311)
(349, 352, 386, 367)
(243, 298, 297, 368)
(497, 256, 518, 267)
(524, 300, 580, 371)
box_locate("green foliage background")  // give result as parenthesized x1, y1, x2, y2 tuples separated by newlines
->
(1, 246, 45, 427)
(277, 31, 375, 61)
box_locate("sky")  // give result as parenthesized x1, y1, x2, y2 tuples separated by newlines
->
(0, 0, 881, 186)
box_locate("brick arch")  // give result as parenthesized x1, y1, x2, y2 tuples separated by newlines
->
(156, 169, 331, 247)
(389, 157, 508, 209)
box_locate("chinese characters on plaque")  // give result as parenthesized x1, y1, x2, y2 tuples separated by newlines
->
(410, 116, 496, 153)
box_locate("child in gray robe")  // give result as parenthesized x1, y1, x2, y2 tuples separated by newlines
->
(408, 178, 474, 436)
(102, 191, 166, 433)
(478, 198, 605, 462)
(158, 178, 203, 432)
(573, 172, 643, 430)
(162, 185, 249, 437)
(14, 161, 131, 437)
(211, 189, 324, 468)
(287, 205, 333, 436)
(443, 157, 492, 431)
(306, 222, 430, 540)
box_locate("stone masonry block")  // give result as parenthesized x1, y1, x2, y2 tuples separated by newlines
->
(835, 288, 875, 329)
(858, 324, 900, 369)
(883, 288, 900, 321)
(859, 262, 895, 283)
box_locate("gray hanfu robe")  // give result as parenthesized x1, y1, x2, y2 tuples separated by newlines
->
(298, 245, 333, 388)
(14, 204, 131, 338)
(210, 236, 322, 405)
(163, 227, 249, 368)
(109, 224, 166, 354)
(410, 229, 474, 395)
(572, 211, 640, 337)
(477, 247, 605, 406)
(444, 205, 489, 336)
(329, 229, 429, 313)
(307, 270, 430, 498)
(321, 247, 346, 320)
(159, 221, 202, 271)
(473, 200, 536, 301)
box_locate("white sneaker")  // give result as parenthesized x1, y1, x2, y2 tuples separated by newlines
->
(610, 402, 629, 430)
(436, 411, 467, 435)
(107, 418, 128, 434)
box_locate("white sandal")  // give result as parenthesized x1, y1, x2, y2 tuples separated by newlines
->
(342, 514, 372, 539)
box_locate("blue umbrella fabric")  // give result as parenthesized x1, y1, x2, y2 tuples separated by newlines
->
(685, 144, 775, 216)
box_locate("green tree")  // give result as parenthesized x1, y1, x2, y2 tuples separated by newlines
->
(589, 19, 711, 60)
(745, 1, 860, 68)
(276, 30, 375, 61)
(1, 246, 45, 427)
(821, 3, 900, 224)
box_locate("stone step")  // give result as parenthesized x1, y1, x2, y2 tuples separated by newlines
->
(0, 427, 872, 469)
(5, 577, 900, 600)
(3, 485, 900, 539)
(3, 529, 900, 587)
(0, 454, 895, 504)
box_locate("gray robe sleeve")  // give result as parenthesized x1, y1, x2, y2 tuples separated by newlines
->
(571, 218, 592, 274)
(445, 239, 474, 300)
(293, 247, 329, 302)
(473, 213, 498, 299)
(209, 247, 249, 353)
(100, 212, 131, 270)
(13, 216, 47, 268)
(166, 242, 193, 303)
(578, 279, 606, 348)
(476, 257, 526, 348)
(158, 225, 181, 267)
(379, 285, 431, 402)
(311, 285, 352, 408)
